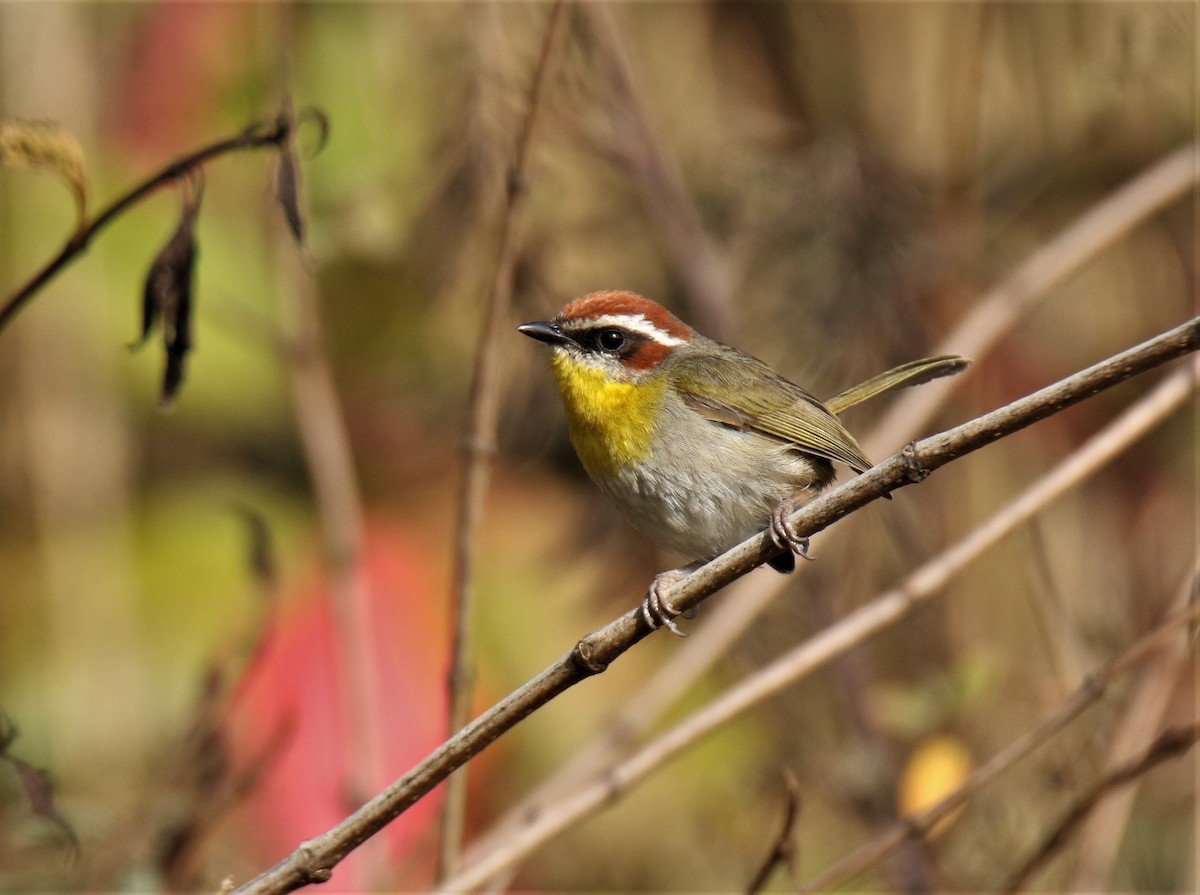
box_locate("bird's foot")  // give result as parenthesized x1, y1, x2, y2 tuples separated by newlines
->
(769, 498, 812, 561)
(641, 563, 702, 637)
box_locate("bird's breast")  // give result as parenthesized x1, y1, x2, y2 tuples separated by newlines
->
(550, 352, 666, 478)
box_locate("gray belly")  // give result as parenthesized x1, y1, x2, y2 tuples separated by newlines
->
(594, 420, 834, 561)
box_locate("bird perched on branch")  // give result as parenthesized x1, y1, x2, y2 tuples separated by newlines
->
(520, 291, 968, 635)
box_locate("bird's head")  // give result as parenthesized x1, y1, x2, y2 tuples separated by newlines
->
(519, 291, 693, 475)
(518, 290, 694, 382)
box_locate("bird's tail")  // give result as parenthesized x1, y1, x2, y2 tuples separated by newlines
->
(824, 355, 971, 415)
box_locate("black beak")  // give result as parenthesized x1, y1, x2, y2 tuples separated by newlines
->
(518, 320, 575, 347)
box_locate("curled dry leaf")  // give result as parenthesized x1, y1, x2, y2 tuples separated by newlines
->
(295, 106, 331, 158)
(275, 139, 304, 245)
(0, 119, 89, 230)
(273, 103, 327, 246)
(136, 174, 204, 406)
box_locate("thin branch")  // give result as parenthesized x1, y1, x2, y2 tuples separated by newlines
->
(279, 238, 385, 823)
(458, 143, 1200, 870)
(438, 1, 571, 881)
(217, 98, 387, 881)
(230, 318, 1198, 895)
(745, 769, 802, 895)
(0, 112, 310, 333)
(1002, 723, 1200, 893)
(803, 604, 1200, 893)
(441, 353, 1198, 891)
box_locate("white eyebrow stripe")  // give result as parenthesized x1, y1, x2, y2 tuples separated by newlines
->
(565, 313, 687, 347)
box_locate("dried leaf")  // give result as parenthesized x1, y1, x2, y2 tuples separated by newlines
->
(138, 175, 204, 406)
(275, 137, 305, 245)
(232, 504, 280, 596)
(160, 253, 194, 406)
(132, 253, 167, 350)
(272, 97, 327, 246)
(0, 119, 89, 229)
(898, 734, 972, 834)
(272, 102, 330, 246)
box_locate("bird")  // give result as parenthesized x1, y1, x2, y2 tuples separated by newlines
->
(519, 290, 968, 635)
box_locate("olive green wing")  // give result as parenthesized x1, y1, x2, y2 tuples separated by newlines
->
(671, 349, 873, 473)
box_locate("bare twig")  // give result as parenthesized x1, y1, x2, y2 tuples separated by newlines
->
(438, 1, 571, 882)
(803, 606, 1200, 893)
(441, 353, 1198, 891)
(0, 112, 312, 333)
(745, 769, 802, 895)
(281, 239, 385, 814)
(1002, 723, 1200, 893)
(230, 318, 1198, 895)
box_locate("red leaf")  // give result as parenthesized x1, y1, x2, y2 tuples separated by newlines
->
(221, 522, 454, 886)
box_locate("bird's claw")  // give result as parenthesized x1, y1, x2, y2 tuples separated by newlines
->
(770, 501, 813, 561)
(640, 568, 696, 637)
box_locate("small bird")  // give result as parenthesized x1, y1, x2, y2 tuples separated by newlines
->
(519, 291, 968, 635)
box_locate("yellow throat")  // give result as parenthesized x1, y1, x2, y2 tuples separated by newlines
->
(550, 351, 666, 478)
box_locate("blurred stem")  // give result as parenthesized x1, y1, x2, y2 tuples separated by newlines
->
(582, 3, 736, 341)
(744, 768, 801, 895)
(441, 354, 1199, 891)
(438, 0, 570, 882)
(279, 239, 386, 874)
(234, 317, 1199, 895)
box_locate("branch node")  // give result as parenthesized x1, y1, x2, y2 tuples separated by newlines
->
(573, 637, 609, 675)
(901, 441, 929, 483)
(296, 843, 333, 884)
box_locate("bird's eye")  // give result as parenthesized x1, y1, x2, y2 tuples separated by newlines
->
(597, 329, 626, 352)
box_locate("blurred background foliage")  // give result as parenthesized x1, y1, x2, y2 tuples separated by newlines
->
(0, 2, 1195, 892)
